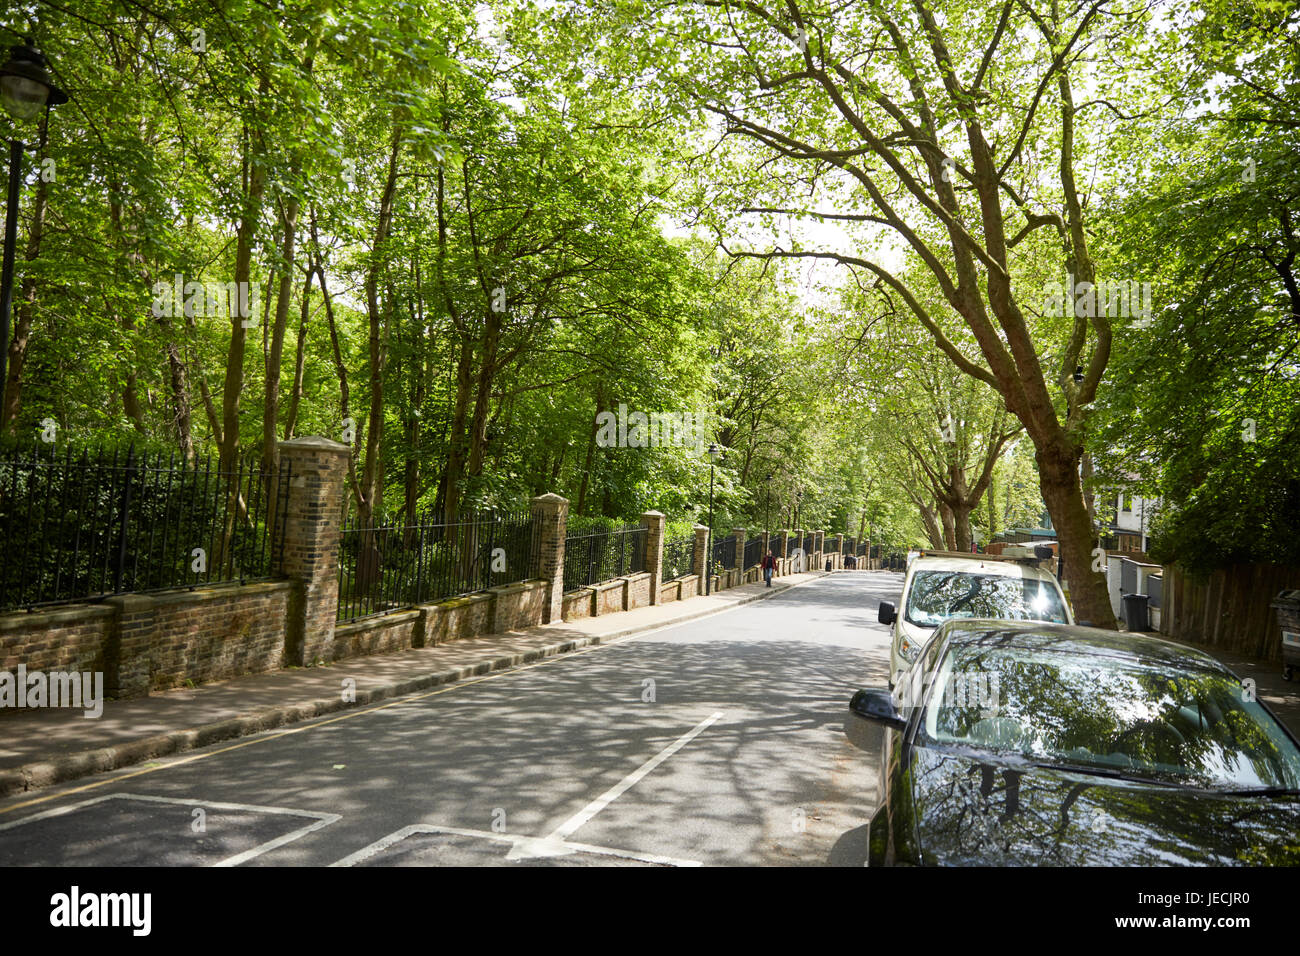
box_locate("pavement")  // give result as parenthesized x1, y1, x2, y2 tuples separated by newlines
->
(0, 570, 830, 798)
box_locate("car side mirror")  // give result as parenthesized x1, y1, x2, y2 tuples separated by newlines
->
(850, 688, 907, 731)
(878, 601, 896, 625)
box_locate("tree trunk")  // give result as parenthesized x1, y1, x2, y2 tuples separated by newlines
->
(986, 471, 997, 538)
(576, 384, 604, 515)
(220, 84, 270, 476)
(1036, 442, 1114, 626)
(939, 501, 957, 551)
(466, 306, 502, 482)
(403, 283, 426, 527)
(443, 336, 474, 525)
(263, 191, 300, 473)
(951, 500, 973, 552)
(355, 127, 403, 528)
(283, 266, 313, 440)
(919, 502, 944, 550)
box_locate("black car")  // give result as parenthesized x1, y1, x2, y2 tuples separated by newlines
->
(848, 619, 1300, 865)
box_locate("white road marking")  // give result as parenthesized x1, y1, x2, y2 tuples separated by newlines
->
(328, 824, 701, 868)
(539, 710, 725, 845)
(331, 711, 725, 868)
(0, 792, 339, 866)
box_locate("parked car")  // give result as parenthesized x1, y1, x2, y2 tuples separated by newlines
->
(848, 619, 1300, 866)
(878, 551, 1071, 686)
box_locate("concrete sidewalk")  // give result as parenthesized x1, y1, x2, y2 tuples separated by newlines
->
(0, 571, 828, 797)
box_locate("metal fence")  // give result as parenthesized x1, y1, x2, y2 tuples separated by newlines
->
(661, 535, 695, 580)
(711, 533, 737, 572)
(337, 508, 536, 623)
(802, 532, 814, 553)
(743, 534, 763, 570)
(563, 523, 645, 591)
(0, 443, 290, 612)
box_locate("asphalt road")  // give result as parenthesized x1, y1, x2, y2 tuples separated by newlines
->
(0, 571, 905, 867)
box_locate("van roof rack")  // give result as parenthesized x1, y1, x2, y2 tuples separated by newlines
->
(914, 548, 1055, 566)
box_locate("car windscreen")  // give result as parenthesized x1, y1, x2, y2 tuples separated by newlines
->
(904, 570, 1068, 628)
(918, 644, 1300, 791)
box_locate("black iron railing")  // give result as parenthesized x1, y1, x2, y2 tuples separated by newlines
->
(0, 443, 289, 612)
(743, 535, 763, 569)
(661, 535, 695, 580)
(337, 508, 536, 623)
(563, 523, 645, 591)
(711, 532, 737, 572)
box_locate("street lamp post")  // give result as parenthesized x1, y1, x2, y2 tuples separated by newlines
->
(764, 472, 773, 534)
(706, 444, 724, 595)
(0, 37, 66, 409)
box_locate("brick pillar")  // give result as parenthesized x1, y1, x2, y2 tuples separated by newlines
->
(693, 524, 710, 596)
(815, 530, 825, 567)
(777, 529, 790, 558)
(733, 527, 746, 571)
(278, 437, 350, 666)
(102, 593, 155, 698)
(834, 534, 844, 569)
(531, 493, 569, 624)
(642, 510, 666, 604)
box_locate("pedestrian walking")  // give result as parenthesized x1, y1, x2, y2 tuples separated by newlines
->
(761, 549, 776, 587)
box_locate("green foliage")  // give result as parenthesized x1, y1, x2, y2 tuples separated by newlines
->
(1090, 3, 1300, 572)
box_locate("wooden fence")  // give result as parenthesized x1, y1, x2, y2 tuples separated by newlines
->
(1160, 563, 1300, 662)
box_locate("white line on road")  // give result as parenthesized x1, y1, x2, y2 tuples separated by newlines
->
(0, 792, 340, 866)
(331, 711, 725, 867)
(541, 710, 725, 844)
(328, 824, 701, 868)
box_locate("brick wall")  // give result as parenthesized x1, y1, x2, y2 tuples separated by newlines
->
(595, 579, 625, 616)
(147, 583, 289, 691)
(332, 608, 420, 661)
(625, 572, 651, 610)
(0, 606, 112, 679)
(0, 582, 290, 702)
(563, 588, 596, 620)
(490, 580, 548, 633)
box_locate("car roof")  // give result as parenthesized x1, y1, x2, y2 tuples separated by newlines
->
(907, 554, 1057, 583)
(936, 619, 1226, 672)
